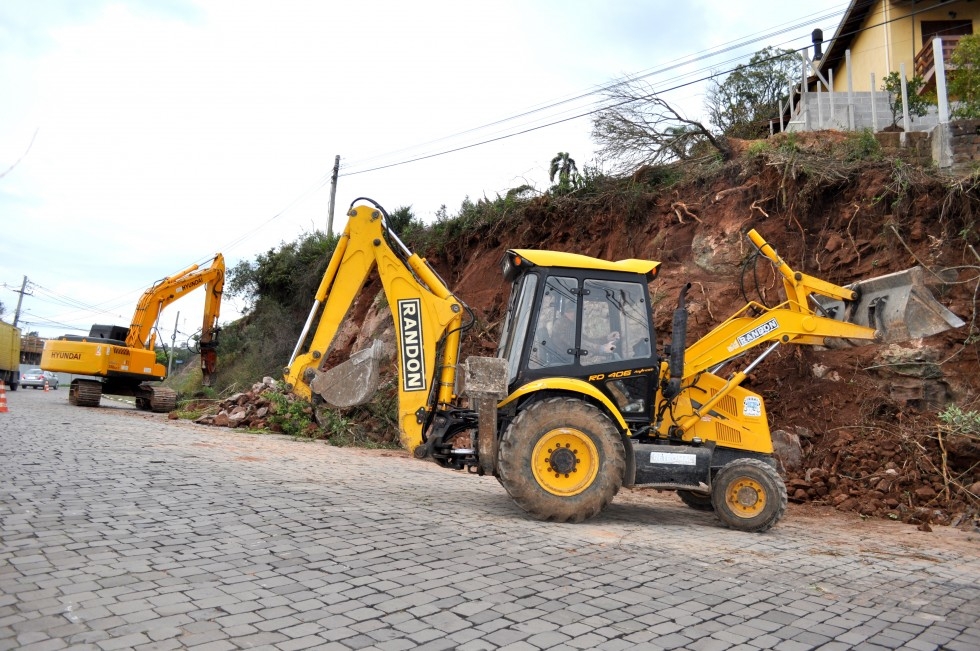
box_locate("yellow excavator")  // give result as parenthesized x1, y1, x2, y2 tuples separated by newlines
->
(42, 253, 225, 412)
(286, 199, 963, 532)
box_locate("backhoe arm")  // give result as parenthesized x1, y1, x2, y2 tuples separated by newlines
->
(285, 200, 466, 451)
(661, 229, 962, 441)
(682, 227, 965, 378)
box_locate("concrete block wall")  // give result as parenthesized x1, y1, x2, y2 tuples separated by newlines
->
(948, 119, 980, 175)
(786, 92, 940, 133)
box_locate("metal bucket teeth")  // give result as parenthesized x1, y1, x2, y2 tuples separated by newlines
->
(813, 267, 964, 343)
(310, 339, 384, 408)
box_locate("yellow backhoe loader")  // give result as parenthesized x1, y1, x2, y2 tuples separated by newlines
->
(286, 200, 963, 532)
(42, 254, 225, 412)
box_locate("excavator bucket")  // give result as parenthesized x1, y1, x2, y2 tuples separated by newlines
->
(309, 339, 384, 408)
(814, 266, 964, 343)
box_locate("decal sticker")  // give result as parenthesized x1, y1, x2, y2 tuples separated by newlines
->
(735, 318, 779, 349)
(743, 396, 762, 417)
(649, 452, 697, 466)
(398, 298, 427, 392)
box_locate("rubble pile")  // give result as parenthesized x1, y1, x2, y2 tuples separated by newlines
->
(785, 427, 980, 527)
(191, 377, 284, 430)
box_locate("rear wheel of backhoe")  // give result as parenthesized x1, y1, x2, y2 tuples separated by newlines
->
(711, 459, 787, 532)
(678, 490, 714, 512)
(498, 397, 625, 523)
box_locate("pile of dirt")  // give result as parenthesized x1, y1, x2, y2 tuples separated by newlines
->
(784, 425, 980, 529)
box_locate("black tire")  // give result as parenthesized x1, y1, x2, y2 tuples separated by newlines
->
(678, 490, 715, 512)
(497, 396, 625, 523)
(711, 458, 787, 532)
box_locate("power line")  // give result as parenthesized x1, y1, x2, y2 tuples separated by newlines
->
(336, 3, 857, 176)
(180, 4, 860, 261)
(334, 0, 942, 179)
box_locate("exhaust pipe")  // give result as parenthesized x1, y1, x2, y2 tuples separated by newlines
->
(664, 283, 691, 399)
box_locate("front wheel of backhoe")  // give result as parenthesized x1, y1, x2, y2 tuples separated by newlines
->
(711, 459, 787, 532)
(498, 397, 625, 523)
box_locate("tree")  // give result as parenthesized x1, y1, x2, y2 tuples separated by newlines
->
(591, 78, 729, 173)
(0, 300, 5, 319)
(386, 206, 417, 233)
(705, 46, 798, 139)
(549, 152, 582, 193)
(881, 71, 931, 128)
(948, 34, 980, 119)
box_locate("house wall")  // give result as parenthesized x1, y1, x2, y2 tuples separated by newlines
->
(829, 0, 979, 93)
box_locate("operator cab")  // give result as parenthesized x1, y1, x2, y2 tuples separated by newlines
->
(497, 249, 661, 428)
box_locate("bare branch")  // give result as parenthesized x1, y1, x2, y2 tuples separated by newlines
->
(591, 79, 729, 174)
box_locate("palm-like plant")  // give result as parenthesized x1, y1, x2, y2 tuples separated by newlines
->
(549, 152, 581, 193)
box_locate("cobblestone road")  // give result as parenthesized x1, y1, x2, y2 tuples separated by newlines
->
(2, 387, 979, 651)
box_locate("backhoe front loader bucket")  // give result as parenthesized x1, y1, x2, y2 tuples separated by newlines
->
(814, 266, 964, 343)
(310, 339, 384, 408)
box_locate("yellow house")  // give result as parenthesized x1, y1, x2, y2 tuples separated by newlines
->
(817, 0, 978, 93)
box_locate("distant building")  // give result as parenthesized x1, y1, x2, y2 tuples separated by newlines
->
(21, 335, 44, 365)
(814, 0, 978, 95)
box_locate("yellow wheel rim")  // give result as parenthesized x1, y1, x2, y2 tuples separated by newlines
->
(531, 428, 600, 497)
(725, 476, 767, 518)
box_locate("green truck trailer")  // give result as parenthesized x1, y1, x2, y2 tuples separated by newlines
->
(0, 321, 21, 390)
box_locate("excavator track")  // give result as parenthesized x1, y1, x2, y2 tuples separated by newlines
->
(136, 385, 178, 413)
(69, 380, 103, 407)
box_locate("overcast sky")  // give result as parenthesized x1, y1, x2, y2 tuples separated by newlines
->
(1, 0, 847, 351)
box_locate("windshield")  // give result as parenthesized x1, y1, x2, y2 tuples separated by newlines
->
(498, 273, 538, 383)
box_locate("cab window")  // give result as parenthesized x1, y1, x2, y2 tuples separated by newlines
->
(580, 279, 652, 366)
(527, 276, 578, 369)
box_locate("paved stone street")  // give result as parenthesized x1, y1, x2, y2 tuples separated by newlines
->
(1, 387, 979, 651)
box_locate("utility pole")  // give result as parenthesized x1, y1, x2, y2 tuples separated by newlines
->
(167, 311, 179, 377)
(327, 154, 340, 237)
(12, 276, 28, 328)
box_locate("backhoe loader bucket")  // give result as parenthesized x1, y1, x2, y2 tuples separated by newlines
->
(813, 266, 964, 343)
(310, 339, 384, 408)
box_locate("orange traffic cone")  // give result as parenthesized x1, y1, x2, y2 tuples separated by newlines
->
(0, 381, 8, 413)
(44, 380, 49, 392)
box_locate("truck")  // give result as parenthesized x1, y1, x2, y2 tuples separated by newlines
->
(285, 199, 964, 532)
(41, 254, 225, 412)
(0, 320, 21, 391)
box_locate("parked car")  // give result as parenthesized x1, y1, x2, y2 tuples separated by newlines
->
(21, 369, 59, 390)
